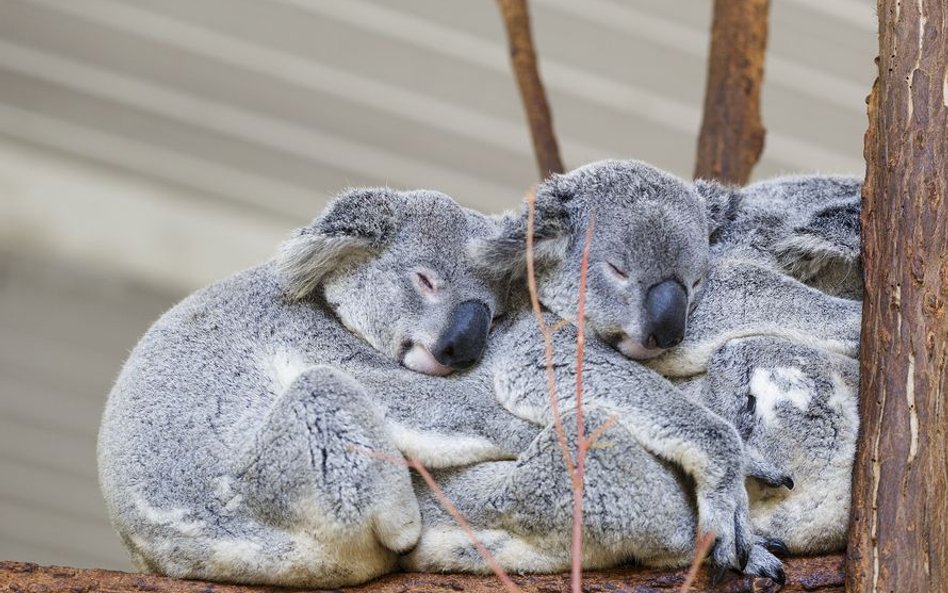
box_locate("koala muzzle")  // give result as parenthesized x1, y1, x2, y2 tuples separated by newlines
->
(431, 300, 491, 370)
(643, 279, 688, 349)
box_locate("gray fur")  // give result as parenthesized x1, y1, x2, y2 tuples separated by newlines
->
(403, 312, 782, 581)
(477, 161, 864, 560)
(99, 188, 536, 587)
(696, 338, 859, 553)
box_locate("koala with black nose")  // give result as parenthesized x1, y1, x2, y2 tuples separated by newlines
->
(478, 160, 719, 360)
(403, 160, 791, 582)
(98, 188, 542, 588)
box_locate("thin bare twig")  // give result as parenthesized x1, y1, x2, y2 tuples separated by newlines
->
(525, 190, 575, 476)
(678, 530, 717, 593)
(494, 0, 564, 180)
(352, 447, 524, 593)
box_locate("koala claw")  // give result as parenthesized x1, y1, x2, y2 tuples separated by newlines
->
(760, 537, 790, 557)
(744, 544, 786, 587)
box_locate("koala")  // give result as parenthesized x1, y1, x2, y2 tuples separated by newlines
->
(399, 160, 791, 581)
(98, 188, 542, 588)
(702, 175, 863, 300)
(695, 337, 860, 554)
(403, 313, 786, 583)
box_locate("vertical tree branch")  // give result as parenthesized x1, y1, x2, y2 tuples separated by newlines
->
(846, 0, 948, 591)
(495, 0, 565, 180)
(693, 0, 770, 184)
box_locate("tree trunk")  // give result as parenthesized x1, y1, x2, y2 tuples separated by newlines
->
(495, 0, 564, 181)
(693, 0, 769, 184)
(0, 557, 845, 593)
(846, 1, 948, 591)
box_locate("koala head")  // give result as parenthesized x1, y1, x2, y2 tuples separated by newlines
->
(277, 188, 502, 376)
(476, 160, 737, 359)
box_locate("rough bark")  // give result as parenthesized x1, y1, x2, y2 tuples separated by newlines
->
(845, 1, 948, 592)
(495, 0, 564, 180)
(693, 0, 769, 184)
(0, 557, 844, 593)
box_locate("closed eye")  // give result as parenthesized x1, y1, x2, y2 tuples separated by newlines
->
(607, 262, 628, 280)
(414, 271, 438, 296)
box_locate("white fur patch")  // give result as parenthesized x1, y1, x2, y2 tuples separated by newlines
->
(133, 495, 205, 536)
(263, 349, 312, 395)
(388, 423, 514, 468)
(749, 366, 814, 427)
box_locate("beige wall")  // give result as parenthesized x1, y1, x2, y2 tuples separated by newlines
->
(0, 0, 875, 570)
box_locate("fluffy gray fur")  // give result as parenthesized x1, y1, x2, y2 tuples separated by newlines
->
(471, 161, 863, 560)
(695, 337, 859, 553)
(101, 177, 786, 586)
(98, 188, 546, 587)
(403, 313, 783, 582)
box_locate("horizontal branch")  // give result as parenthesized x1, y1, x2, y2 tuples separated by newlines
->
(0, 556, 845, 593)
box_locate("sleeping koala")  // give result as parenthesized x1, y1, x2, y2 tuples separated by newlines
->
(402, 160, 789, 582)
(99, 188, 542, 588)
(702, 175, 863, 300)
(696, 337, 860, 553)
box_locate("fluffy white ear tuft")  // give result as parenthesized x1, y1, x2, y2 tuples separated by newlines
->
(276, 188, 399, 300)
(277, 234, 374, 301)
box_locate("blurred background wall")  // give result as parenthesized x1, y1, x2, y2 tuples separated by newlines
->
(0, 0, 874, 570)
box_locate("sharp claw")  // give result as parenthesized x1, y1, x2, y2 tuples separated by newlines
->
(771, 565, 787, 587)
(782, 476, 795, 490)
(763, 537, 790, 557)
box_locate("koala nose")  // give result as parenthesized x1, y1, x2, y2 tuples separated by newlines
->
(643, 279, 688, 349)
(431, 300, 491, 370)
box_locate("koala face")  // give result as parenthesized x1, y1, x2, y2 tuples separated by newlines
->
(278, 188, 501, 375)
(477, 160, 735, 360)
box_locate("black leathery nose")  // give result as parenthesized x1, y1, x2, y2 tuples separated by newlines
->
(431, 300, 491, 370)
(643, 279, 688, 349)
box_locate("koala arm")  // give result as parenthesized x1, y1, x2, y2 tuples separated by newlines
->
(344, 367, 540, 469)
(490, 313, 777, 573)
(648, 258, 862, 377)
(236, 365, 421, 555)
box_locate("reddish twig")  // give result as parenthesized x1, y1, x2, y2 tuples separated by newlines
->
(525, 190, 575, 476)
(678, 530, 717, 593)
(568, 210, 597, 593)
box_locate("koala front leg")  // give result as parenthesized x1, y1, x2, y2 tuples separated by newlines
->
(235, 365, 421, 583)
(649, 258, 863, 377)
(403, 408, 696, 574)
(492, 319, 782, 579)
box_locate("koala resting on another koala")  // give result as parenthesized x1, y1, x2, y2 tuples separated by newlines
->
(409, 162, 863, 576)
(403, 160, 787, 583)
(102, 173, 788, 586)
(646, 173, 864, 553)
(99, 188, 551, 587)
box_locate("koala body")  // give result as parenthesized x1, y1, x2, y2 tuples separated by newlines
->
(406, 160, 788, 581)
(471, 161, 863, 560)
(697, 338, 860, 553)
(99, 189, 543, 587)
(403, 311, 783, 581)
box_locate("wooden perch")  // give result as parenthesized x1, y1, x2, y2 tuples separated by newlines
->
(495, 0, 564, 180)
(693, 0, 770, 184)
(846, 0, 948, 591)
(0, 556, 845, 593)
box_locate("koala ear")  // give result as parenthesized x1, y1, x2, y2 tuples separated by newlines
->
(774, 199, 862, 280)
(470, 177, 574, 283)
(278, 188, 399, 300)
(694, 179, 742, 235)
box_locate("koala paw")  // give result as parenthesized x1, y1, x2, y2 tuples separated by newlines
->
(744, 543, 786, 586)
